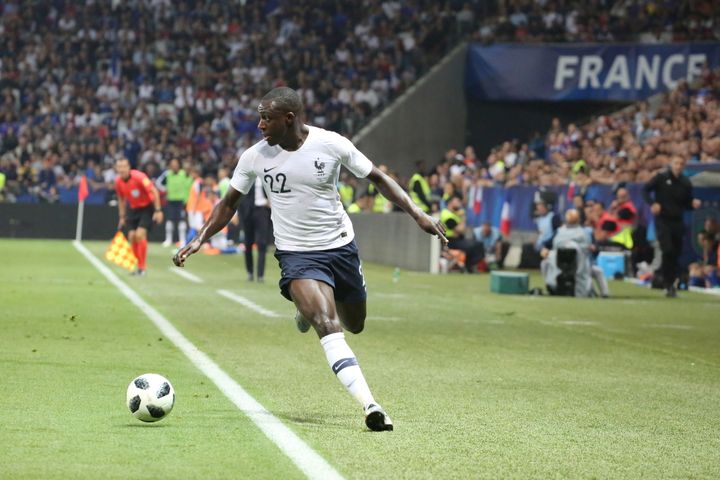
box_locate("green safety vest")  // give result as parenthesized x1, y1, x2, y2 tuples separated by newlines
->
(166, 170, 193, 202)
(367, 183, 389, 213)
(218, 177, 230, 198)
(338, 183, 354, 207)
(0, 171, 5, 192)
(440, 208, 462, 239)
(611, 226, 633, 249)
(372, 194, 389, 213)
(409, 173, 431, 213)
(347, 202, 361, 214)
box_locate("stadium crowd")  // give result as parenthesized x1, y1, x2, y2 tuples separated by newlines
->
(476, 0, 720, 44)
(0, 0, 467, 203)
(2, 1, 720, 203)
(422, 65, 720, 202)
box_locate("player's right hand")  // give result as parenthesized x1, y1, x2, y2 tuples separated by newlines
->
(118, 217, 125, 230)
(650, 203, 661, 216)
(173, 239, 202, 267)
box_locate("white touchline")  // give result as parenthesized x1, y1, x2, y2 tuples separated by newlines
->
(169, 267, 204, 283)
(73, 241, 344, 480)
(217, 289, 281, 318)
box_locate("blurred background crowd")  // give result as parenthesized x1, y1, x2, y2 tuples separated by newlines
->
(1, 0, 719, 204)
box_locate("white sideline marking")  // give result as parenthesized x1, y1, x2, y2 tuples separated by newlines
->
(643, 324, 694, 330)
(368, 316, 402, 322)
(689, 286, 720, 297)
(217, 289, 281, 318)
(560, 320, 598, 326)
(169, 267, 204, 283)
(73, 241, 343, 480)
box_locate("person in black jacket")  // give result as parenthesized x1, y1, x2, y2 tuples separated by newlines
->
(643, 156, 701, 297)
(239, 178, 272, 282)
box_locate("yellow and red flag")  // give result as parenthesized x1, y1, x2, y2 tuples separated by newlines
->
(105, 231, 137, 271)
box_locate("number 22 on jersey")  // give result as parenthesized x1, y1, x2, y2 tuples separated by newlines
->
(263, 172, 291, 194)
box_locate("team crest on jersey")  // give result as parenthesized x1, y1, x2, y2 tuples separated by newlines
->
(314, 159, 326, 177)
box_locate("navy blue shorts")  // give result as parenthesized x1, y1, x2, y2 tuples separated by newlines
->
(165, 200, 186, 223)
(274, 240, 367, 304)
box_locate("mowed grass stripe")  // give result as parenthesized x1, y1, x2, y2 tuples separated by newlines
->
(0, 239, 302, 479)
(82, 240, 720, 478)
(169, 267, 204, 283)
(73, 241, 344, 480)
(217, 289, 282, 318)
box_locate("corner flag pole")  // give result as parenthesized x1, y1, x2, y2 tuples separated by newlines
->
(76, 175, 89, 242)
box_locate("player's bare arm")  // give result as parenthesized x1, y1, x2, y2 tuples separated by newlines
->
(173, 187, 243, 267)
(366, 166, 448, 245)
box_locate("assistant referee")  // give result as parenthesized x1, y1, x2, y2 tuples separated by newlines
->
(115, 157, 163, 276)
(643, 156, 701, 297)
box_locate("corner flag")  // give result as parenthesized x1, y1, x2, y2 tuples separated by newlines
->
(105, 232, 138, 271)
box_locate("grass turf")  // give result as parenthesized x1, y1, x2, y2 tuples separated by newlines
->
(1, 238, 718, 479)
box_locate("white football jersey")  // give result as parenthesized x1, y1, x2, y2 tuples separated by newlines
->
(230, 125, 373, 251)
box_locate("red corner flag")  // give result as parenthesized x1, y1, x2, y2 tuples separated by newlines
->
(78, 175, 89, 202)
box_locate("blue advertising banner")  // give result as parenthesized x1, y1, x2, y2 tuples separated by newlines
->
(466, 43, 720, 101)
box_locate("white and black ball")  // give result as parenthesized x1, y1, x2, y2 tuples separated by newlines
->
(126, 373, 175, 422)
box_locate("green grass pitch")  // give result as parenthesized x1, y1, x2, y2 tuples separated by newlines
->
(1, 238, 719, 479)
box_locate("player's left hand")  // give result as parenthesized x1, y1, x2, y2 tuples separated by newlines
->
(173, 238, 202, 267)
(153, 210, 164, 224)
(416, 212, 448, 246)
(692, 199, 702, 209)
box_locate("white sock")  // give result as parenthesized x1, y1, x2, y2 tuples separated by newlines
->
(320, 332, 376, 409)
(178, 221, 187, 244)
(164, 221, 173, 243)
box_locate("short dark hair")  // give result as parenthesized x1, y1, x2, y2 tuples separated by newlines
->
(261, 87, 303, 114)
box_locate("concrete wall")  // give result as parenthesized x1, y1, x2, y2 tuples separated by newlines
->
(353, 43, 468, 178)
(350, 212, 440, 272)
(1, 204, 440, 272)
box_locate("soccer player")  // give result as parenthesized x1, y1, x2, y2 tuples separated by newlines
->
(173, 87, 447, 431)
(115, 157, 163, 276)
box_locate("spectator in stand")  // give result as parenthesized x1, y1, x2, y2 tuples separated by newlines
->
(346, 191, 374, 214)
(473, 222, 504, 268)
(440, 195, 485, 273)
(533, 195, 562, 252)
(689, 230, 719, 288)
(409, 161, 432, 214)
(1, 1, 473, 203)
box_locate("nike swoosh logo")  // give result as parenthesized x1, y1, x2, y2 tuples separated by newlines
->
(263, 167, 277, 173)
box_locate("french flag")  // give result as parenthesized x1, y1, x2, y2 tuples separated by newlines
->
(500, 200, 511, 236)
(468, 185, 483, 215)
(566, 181, 576, 202)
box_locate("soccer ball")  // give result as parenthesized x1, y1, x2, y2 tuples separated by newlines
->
(126, 373, 175, 422)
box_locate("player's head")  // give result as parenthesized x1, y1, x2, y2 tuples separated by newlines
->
(168, 158, 180, 172)
(115, 157, 131, 180)
(257, 87, 303, 147)
(669, 156, 686, 178)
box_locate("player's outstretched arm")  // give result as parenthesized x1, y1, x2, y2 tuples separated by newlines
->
(173, 187, 243, 267)
(366, 166, 448, 245)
